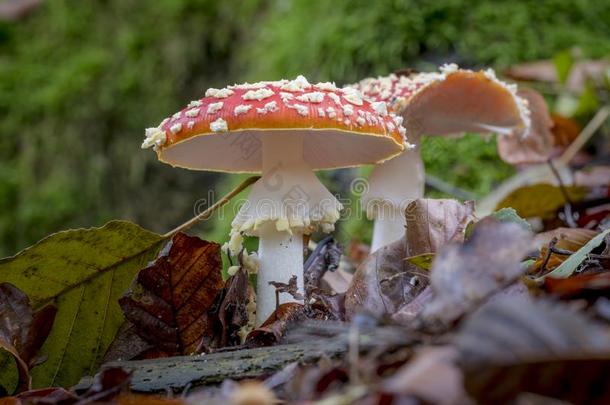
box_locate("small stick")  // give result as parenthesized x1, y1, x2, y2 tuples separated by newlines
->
(163, 176, 260, 238)
(558, 106, 610, 166)
(539, 237, 558, 274)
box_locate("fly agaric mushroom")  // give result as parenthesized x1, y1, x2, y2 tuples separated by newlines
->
(350, 64, 531, 251)
(142, 76, 407, 323)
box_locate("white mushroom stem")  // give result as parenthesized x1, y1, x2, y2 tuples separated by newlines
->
(257, 222, 303, 323)
(364, 143, 424, 252)
(231, 133, 342, 325)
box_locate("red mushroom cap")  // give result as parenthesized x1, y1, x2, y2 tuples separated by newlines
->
(351, 64, 530, 139)
(143, 76, 407, 173)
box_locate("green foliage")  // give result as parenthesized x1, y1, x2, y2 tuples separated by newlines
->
(240, 0, 610, 82)
(0, 221, 164, 388)
(3, 0, 610, 256)
(0, 0, 260, 256)
(421, 135, 515, 198)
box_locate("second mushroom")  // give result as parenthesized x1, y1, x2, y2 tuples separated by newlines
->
(350, 64, 532, 251)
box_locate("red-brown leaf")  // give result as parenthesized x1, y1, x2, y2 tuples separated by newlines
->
(119, 233, 223, 355)
(0, 283, 57, 394)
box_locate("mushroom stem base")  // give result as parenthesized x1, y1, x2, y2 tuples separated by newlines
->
(257, 226, 304, 325)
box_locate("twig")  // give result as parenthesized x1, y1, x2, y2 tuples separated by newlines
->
(163, 176, 260, 238)
(539, 237, 558, 274)
(547, 159, 578, 228)
(558, 106, 610, 166)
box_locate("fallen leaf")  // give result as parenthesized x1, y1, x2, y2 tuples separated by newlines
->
(456, 297, 610, 404)
(530, 227, 599, 274)
(12, 387, 77, 404)
(81, 367, 131, 403)
(421, 218, 533, 327)
(0, 284, 56, 394)
(269, 275, 304, 302)
(505, 59, 610, 92)
(321, 268, 353, 295)
(533, 227, 599, 251)
(495, 183, 588, 218)
(101, 322, 155, 363)
(383, 346, 467, 405)
(304, 237, 342, 297)
(216, 268, 254, 348)
(0, 221, 165, 388)
(464, 207, 531, 240)
(551, 113, 582, 147)
(544, 272, 610, 300)
(119, 233, 223, 355)
(404, 253, 435, 271)
(246, 303, 306, 347)
(536, 228, 610, 280)
(345, 199, 475, 319)
(497, 88, 555, 165)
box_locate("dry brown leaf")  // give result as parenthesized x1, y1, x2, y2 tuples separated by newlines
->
(457, 298, 610, 404)
(530, 228, 599, 274)
(505, 59, 610, 92)
(119, 233, 223, 355)
(551, 113, 582, 147)
(0, 283, 56, 394)
(246, 303, 306, 347)
(383, 346, 469, 405)
(216, 268, 255, 348)
(497, 88, 554, 165)
(420, 219, 533, 327)
(345, 199, 475, 319)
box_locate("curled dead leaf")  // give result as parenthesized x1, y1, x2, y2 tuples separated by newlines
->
(420, 219, 533, 328)
(246, 303, 306, 347)
(345, 199, 475, 319)
(0, 283, 56, 394)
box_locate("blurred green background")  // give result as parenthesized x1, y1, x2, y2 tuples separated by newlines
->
(2, 0, 610, 256)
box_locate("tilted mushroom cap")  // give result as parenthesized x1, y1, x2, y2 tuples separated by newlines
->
(351, 64, 530, 138)
(496, 88, 554, 165)
(142, 76, 407, 172)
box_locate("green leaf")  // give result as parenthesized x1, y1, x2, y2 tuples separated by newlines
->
(465, 208, 531, 239)
(536, 228, 610, 281)
(0, 221, 165, 388)
(575, 81, 600, 117)
(552, 50, 574, 86)
(404, 253, 435, 271)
